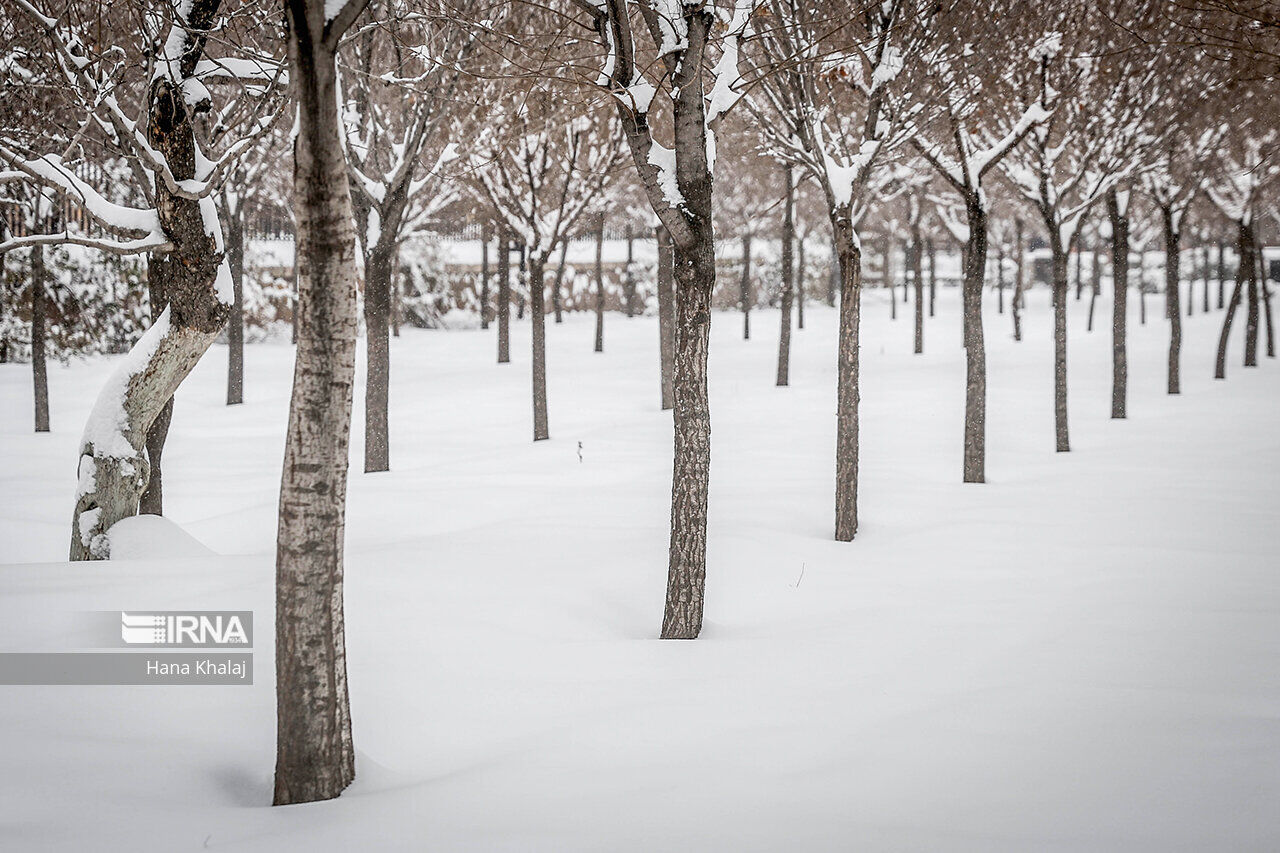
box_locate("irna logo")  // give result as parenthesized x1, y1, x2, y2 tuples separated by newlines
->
(120, 612, 252, 647)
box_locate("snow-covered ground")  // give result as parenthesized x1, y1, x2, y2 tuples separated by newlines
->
(2, 287, 1278, 851)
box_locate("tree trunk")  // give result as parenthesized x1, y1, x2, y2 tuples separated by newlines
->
(1074, 239, 1083, 300)
(796, 233, 806, 330)
(1215, 279, 1244, 380)
(962, 197, 988, 482)
(497, 229, 510, 363)
(594, 214, 604, 353)
(31, 244, 49, 433)
(1087, 235, 1101, 332)
(1202, 244, 1210, 314)
(913, 226, 924, 354)
(886, 234, 896, 321)
(739, 233, 752, 339)
(777, 165, 794, 386)
(273, 0, 360, 805)
(1217, 240, 1226, 309)
(1012, 219, 1024, 341)
(551, 237, 568, 324)
(529, 254, 549, 440)
(1107, 190, 1128, 419)
(291, 265, 299, 344)
(1162, 206, 1181, 395)
(363, 240, 394, 472)
(140, 266, 172, 518)
(996, 244, 1005, 315)
(833, 215, 862, 542)
(480, 222, 490, 329)
(71, 7, 229, 559)
(515, 244, 526, 320)
(391, 265, 401, 338)
(1050, 231, 1070, 452)
(827, 233, 837, 306)
(225, 203, 245, 405)
(622, 225, 636, 317)
(1245, 226, 1259, 367)
(656, 224, 675, 411)
(927, 236, 937, 318)
(1259, 231, 1274, 358)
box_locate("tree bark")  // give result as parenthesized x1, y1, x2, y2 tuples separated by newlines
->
(886, 233, 896, 321)
(656, 224, 675, 410)
(1087, 234, 1101, 332)
(927, 236, 937, 318)
(480, 222, 490, 329)
(796, 232, 806, 330)
(1162, 206, 1181, 395)
(363, 240, 394, 472)
(31, 244, 49, 433)
(1107, 190, 1128, 419)
(996, 244, 1005, 315)
(739, 233, 752, 340)
(497, 229, 510, 363)
(1049, 230, 1070, 452)
(225, 203, 244, 405)
(827, 234, 838, 306)
(273, 0, 362, 806)
(913, 226, 924, 354)
(1012, 220, 1024, 341)
(530, 254, 549, 440)
(833, 215, 861, 541)
(622, 224, 636, 317)
(71, 3, 228, 558)
(961, 196, 988, 482)
(1259, 230, 1274, 359)
(140, 266, 172, 518)
(1217, 240, 1226, 309)
(1202, 244, 1210, 314)
(1215, 277, 1244, 380)
(1074, 239, 1083, 300)
(1245, 226, 1259, 367)
(594, 214, 604, 353)
(776, 165, 794, 386)
(551, 237, 568, 324)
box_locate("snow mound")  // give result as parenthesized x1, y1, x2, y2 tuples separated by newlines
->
(107, 515, 216, 559)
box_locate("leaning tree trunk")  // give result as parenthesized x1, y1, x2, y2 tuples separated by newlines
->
(1048, 226, 1070, 452)
(1087, 235, 1101, 332)
(1162, 206, 1181, 395)
(739, 233, 752, 340)
(31, 243, 49, 433)
(1107, 190, 1129, 419)
(832, 216, 862, 541)
(656, 224, 675, 411)
(1215, 280, 1245, 379)
(961, 197, 988, 482)
(363, 239, 395, 471)
(593, 214, 604, 353)
(530, 253, 549, 441)
(274, 0, 360, 806)
(497, 229, 510, 363)
(225, 199, 245, 406)
(71, 12, 229, 559)
(777, 165, 794, 387)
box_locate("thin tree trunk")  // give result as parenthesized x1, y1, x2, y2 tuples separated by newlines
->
(480, 222, 490, 329)
(656, 224, 675, 410)
(1202, 244, 1210, 314)
(1012, 219, 1024, 341)
(1217, 240, 1226, 309)
(623, 224, 636, 317)
(31, 244, 49, 433)
(1259, 231, 1274, 358)
(226, 203, 245, 405)
(1162, 206, 1181, 395)
(886, 234, 896, 321)
(833, 215, 862, 542)
(273, 0, 361, 806)
(391, 265, 401, 338)
(827, 233, 837, 306)
(291, 264, 299, 344)
(1245, 226, 1259, 367)
(1087, 234, 1101, 332)
(740, 233, 752, 339)
(996, 244, 1005, 315)
(516, 243, 526, 320)
(594, 214, 604, 352)
(1215, 231, 1247, 380)
(1050, 230, 1070, 452)
(1108, 190, 1128, 418)
(927, 236, 937, 318)
(1074, 239, 1083, 299)
(797, 234, 806, 330)
(497, 229, 510, 363)
(777, 165, 794, 387)
(363, 241, 393, 472)
(962, 197, 988, 482)
(913, 226, 924, 354)
(551, 237, 567, 324)
(530, 254, 549, 440)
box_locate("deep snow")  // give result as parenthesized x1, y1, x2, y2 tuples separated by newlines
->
(1, 286, 1278, 851)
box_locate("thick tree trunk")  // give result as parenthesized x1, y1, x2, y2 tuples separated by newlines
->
(962, 197, 988, 482)
(530, 254, 549, 440)
(1049, 231, 1070, 452)
(739, 233, 752, 340)
(363, 241, 394, 472)
(833, 215, 861, 542)
(1162, 206, 1181, 395)
(31, 244, 49, 433)
(551, 237, 568, 324)
(480, 222, 490, 329)
(497, 230, 510, 363)
(274, 0, 360, 805)
(71, 10, 229, 559)
(594, 214, 604, 353)
(656, 224, 675, 410)
(225, 206, 245, 405)
(1107, 190, 1128, 419)
(140, 266, 172, 518)
(777, 166, 794, 387)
